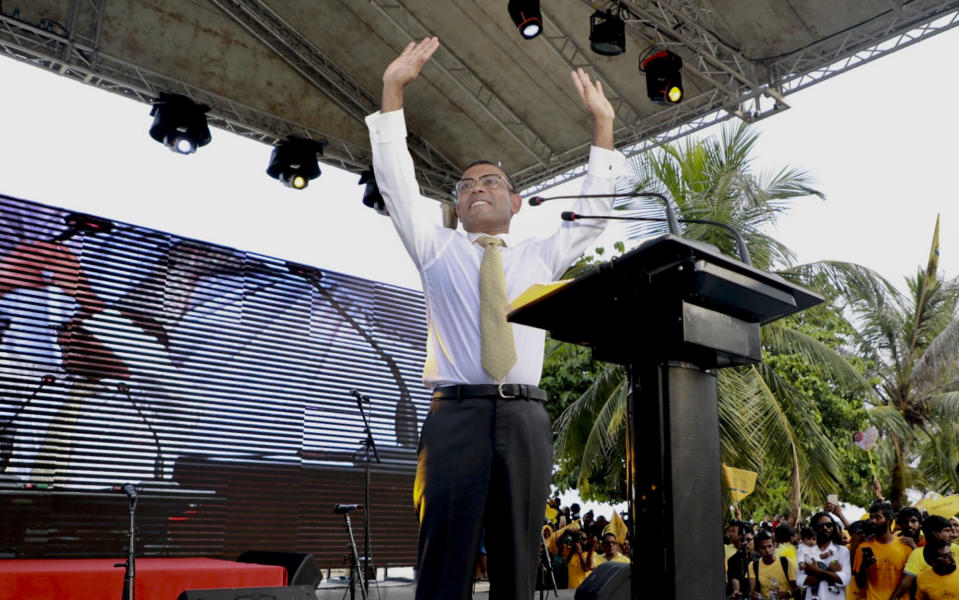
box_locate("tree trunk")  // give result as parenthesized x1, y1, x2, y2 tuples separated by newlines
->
(890, 434, 906, 510)
(790, 443, 802, 524)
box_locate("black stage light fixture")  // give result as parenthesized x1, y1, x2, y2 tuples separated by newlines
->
(266, 136, 327, 190)
(508, 0, 542, 39)
(640, 49, 684, 104)
(359, 170, 388, 216)
(590, 9, 626, 56)
(148, 93, 212, 154)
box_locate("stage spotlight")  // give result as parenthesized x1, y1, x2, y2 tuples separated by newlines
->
(589, 9, 625, 56)
(148, 93, 212, 154)
(359, 170, 389, 216)
(266, 136, 327, 190)
(508, 0, 542, 39)
(640, 49, 684, 105)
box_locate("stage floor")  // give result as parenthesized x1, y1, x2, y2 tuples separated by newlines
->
(315, 579, 576, 599)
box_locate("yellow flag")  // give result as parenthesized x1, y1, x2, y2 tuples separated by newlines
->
(917, 495, 959, 518)
(927, 214, 941, 281)
(723, 464, 758, 502)
(604, 509, 629, 544)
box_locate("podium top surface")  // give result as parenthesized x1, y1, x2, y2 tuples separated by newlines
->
(509, 235, 823, 363)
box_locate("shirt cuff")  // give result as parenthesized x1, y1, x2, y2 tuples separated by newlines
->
(365, 109, 408, 144)
(587, 146, 626, 179)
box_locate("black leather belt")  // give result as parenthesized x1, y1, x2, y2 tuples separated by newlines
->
(432, 383, 547, 401)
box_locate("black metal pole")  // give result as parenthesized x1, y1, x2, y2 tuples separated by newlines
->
(115, 485, 138, 600)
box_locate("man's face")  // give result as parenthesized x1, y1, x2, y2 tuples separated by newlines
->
(454, 164, 521, 234)
(757, 538, 775, 561)
(931, 545, 957, 575)
(726, 525, 741, 546)
(602, 535, 619, 556)
(950, 519, 959, 542)
(815, 517, 837, 543)
(869, 510, 890, 536)
(745, 534, 755, 552)
(898, 514, 921, 539)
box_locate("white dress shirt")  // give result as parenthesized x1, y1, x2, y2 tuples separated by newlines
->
(366, 109, 625, 389)
(795, 542, 851, 600)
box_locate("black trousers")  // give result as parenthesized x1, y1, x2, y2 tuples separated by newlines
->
(413, 395, 553, 600)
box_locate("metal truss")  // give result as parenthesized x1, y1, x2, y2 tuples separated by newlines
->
(525, 0, 959, 193)
(206, 0, 460, 197)
(4, 0, 959, 199)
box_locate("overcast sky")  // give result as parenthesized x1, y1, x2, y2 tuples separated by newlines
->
(3, 25, 958, 295)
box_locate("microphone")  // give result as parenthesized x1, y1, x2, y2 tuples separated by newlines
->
(0, 374, 58, 438)
(529, 192, 681, 235)
(562, 212, 751, 266)
(114, 483, 138, 499)
(334, 503, 363, 514)
(349, 388, 370, 403)
(117, 383, 165, 480)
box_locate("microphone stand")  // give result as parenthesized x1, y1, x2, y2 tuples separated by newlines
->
(352, 389, 380, 591)
(528, 192, 681, 235)
(561, 211, 752, 266)
(0, 374, 57, 472)
(114, 483, 138, 600)
(117, 383, 164, 480)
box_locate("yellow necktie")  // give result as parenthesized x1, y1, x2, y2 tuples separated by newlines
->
(476, 236, 517, 381)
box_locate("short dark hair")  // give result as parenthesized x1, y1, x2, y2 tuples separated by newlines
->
(897, 506, 922, 526)
(461, 160, 517, 193)
(800, 527, 815, 539)
(869, 501, 894, 522)
(923, 515, 952, 538)
(847, 520, 868, 535)
(924, 538, 951, 564)
(755, 530, 774, 545)
(774, 524, 794, 544)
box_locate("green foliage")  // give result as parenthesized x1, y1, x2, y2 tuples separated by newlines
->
(544, 122, 898, 517)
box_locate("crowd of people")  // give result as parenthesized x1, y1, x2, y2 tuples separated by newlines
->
(725, 501, 959, 599)
(529, 498, 631, 590)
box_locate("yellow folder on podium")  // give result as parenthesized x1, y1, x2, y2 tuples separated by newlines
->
(508, 280, 573, 312)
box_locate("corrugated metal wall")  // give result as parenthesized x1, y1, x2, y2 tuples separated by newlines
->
(0, 193, 428, 567)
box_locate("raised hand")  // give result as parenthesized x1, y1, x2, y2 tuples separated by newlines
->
(382, 37, 440, 112)
(570, 68, 615, 149)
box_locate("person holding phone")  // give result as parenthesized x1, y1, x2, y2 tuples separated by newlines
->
(852, 502, 910, 600)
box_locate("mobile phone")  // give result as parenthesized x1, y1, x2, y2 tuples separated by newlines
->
(827, 494, 839, 504)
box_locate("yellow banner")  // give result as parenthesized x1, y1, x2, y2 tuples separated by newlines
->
(916, 495, 959, 518)
(927, 214, 941, 281)
(723, 464, 758, 502)
(604, 509, 629, 544)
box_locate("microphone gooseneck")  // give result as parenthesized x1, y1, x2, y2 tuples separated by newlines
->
(562, 212, 752, 266)
(529, 192, 680, 235)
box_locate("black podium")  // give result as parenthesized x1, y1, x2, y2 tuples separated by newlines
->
(509, 234, 822, 599)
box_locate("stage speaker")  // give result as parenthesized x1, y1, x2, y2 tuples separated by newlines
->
(574, 562, 630, 600)
(176, 585, 315, 600)
(235, 551, 322, 588)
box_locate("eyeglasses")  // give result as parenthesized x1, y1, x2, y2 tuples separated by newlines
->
(455, 173, 514, 195)
(815, 521, 835, 529)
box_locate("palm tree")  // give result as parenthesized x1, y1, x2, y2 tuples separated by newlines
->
(552, 122, 886, 519)
(851, 256, 959, 507)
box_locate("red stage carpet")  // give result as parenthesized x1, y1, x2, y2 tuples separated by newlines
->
(0, 557, 287, 600)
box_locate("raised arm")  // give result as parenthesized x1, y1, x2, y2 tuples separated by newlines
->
(539, 69, 624, 277)
(570, 68, 615, 150)
(382, 37, 440, 112)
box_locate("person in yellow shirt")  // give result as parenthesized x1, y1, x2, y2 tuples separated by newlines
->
(566, 530, 599, 588)
(891, 515, 959, 599)
(775, 524, 799, 564)
(752, 530, 799, 599)
(852, 502, 911, 600)
(916, 539, 959, 600)
(595, 532, 631, 566)
(844, 520, 870, 600)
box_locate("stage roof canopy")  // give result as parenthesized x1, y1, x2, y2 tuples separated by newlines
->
(3, 1, 959, 199)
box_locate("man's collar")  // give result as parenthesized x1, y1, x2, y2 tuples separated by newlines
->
(467, 231, 512, 246)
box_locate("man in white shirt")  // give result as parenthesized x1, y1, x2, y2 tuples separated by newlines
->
(796, 512, 851, 600)
(366, 37, 624, 600)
